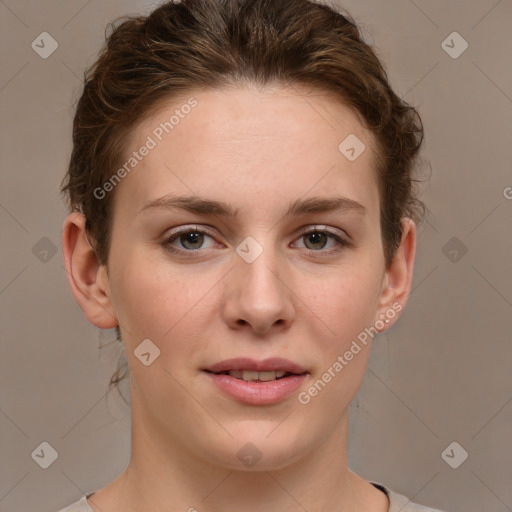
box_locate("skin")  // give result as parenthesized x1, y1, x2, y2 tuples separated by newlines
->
(62, 83, 416, 512)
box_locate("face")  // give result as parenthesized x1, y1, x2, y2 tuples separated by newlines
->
(82, 84, 411, 471)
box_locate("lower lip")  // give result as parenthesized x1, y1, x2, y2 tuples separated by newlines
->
(204, 371, 308, 405)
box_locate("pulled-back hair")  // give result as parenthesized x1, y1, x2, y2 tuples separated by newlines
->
(60, 0, 428, 400)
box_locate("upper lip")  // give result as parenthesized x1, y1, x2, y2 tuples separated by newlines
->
(204, 357, 308, 374)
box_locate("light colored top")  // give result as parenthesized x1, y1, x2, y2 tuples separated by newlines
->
(56, 482, 446, 511)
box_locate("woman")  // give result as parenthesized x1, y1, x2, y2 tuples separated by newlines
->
(58, 0, 445, 510)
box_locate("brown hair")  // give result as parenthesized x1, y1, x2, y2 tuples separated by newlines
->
(60, 0, 428, 402)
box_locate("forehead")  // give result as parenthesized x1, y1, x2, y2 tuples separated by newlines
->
(112, 84, 381, 223)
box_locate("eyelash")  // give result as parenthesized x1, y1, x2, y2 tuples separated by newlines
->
(160, 225, 352, 256)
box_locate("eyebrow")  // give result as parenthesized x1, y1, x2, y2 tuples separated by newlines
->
(137, 194, 367, 218)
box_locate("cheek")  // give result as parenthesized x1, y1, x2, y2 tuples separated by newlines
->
(310, 266, 381, 347)
(112, 269, 165, 337)
(111, 255, 219, 346)
(113, 267, 207, 395)
(296, 269, 380, 416)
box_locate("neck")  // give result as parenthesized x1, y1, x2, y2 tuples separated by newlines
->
(88, 397, 388, 512)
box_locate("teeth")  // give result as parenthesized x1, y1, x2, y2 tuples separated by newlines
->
(225, 370, 289, 381)
(256, 371, 277, 382)
(243, 370, 261, 381)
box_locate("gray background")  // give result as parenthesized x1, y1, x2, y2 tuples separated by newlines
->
(1, 0, 511, 511)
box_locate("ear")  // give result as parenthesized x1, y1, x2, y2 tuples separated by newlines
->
(375, 217, 416, 331)
(61, 212, 119, 329)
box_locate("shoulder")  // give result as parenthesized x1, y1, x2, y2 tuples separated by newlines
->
(55, 495, 94, 512)
(371, 482, 447, 512)
(55, 485, 449, 512)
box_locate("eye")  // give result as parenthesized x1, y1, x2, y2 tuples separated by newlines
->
(162, 226, 217, 253)
(293, 226, 351, 253)
(161, 225, 352, 256)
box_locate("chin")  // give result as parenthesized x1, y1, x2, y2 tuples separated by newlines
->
(197, 426, 311, 472)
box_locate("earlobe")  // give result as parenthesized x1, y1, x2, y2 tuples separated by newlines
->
(61, 212, 119, 329)
(375, 217, 416, 331)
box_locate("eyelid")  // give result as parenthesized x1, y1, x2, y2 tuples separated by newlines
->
(160, 225, 218, 252)
(161, 224, 352, 253)
(293, 225, 353, 250)
(295, 224, 349, 240)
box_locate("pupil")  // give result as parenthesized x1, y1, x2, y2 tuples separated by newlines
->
(180, 232, 328, 250)
(306, 232, 326, 249)
(183, 232, 202, 248)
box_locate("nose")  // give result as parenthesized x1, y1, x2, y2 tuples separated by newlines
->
(222, 242, 295, 337)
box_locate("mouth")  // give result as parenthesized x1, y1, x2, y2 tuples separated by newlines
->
(202, 357, 309, 405)
(204, 369, 304, 382)
(203, 357, 308, 379)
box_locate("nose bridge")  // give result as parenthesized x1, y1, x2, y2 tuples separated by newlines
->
(227, 231, 294, 331)
(236, 233, 281, 292)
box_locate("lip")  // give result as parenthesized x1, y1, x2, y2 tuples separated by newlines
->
(204, 357, 307, 374)
(203, 357, 309, 405)
(204, 372, 308, 405)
